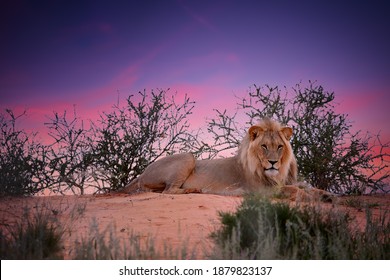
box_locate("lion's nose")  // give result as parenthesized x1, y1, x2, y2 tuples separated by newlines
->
(268, 160, 277, 166)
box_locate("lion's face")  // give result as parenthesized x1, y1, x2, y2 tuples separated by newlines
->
(242, 119, 294, 183)
(252, 130, 291, 177)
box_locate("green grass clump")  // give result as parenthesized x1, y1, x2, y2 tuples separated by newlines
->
(2, 195, 388, 260)
(211, 195, 390, 259)
(0, 200, 195, 260)
(0, 207, 64, 259)
(344, 197, 380, 210)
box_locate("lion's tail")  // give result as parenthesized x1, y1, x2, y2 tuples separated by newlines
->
(117, 177, 141, 194)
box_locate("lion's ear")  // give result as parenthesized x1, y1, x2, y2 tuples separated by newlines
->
(249, 125, 264, 141)
(281, 127, 293, 141)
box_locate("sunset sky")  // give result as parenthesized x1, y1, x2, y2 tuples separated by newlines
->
(1, 0, 389, 142)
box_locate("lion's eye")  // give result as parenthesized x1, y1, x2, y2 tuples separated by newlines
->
(277, 145, 283, 150)
(261, 144, 268, 150)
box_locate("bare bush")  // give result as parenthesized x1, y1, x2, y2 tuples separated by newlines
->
(44, 108, 95, 195)
(90, 89, 195, 192)
(1, 83, 388, 195)
(207, 82, 389, 193)
(0, 110, 46, 196)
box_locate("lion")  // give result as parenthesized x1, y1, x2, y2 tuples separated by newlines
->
(120, 118, 305, 196)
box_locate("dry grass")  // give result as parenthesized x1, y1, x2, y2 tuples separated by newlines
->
(1, 194, 389, 260)
(210, 194, 390, 259)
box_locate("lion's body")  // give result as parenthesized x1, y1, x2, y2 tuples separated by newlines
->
(121, 118, 300, 195)
(182, 156, 247, 195)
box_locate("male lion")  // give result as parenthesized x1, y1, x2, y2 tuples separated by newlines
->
(121, 118, 300, 196)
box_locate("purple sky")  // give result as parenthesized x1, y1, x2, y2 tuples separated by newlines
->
(1, 0, 389, 142)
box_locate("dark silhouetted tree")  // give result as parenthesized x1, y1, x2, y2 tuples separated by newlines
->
(0, 110, 47, 196)
(90, 89, 195, 192)
(44, 108, 95, 195)
(207, 82, 389, 194)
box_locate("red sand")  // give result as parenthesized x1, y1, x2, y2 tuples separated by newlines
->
(1, 192, 389, 259)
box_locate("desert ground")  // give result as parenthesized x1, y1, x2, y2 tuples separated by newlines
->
(1, 191, 389, 259)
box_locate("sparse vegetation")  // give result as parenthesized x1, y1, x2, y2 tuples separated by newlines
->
(207, 82, 389, 193)
(44, 109, 95, 195)
(211, 195, 390, 259)
(0, 110, 47, 196)
(0, 83, 388, 195)
(0, 83, 389, 259)
(0, 89, 196, 195)
(1, 195, 388, 260)
(343, 197, 380, 210)
(72, 219, 196, 260)
(0, 205, 64, 259)
(0, 199, 196, 260)
(89, 89, 195, 192)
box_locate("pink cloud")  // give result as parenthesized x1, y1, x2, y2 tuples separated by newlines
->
(336, 93, 377, 113)
(81, 66, 139, 103)
(169, 81, 245, 130)
(178, 0, 218, 33)
(0, 63, 139, 143)
(335, 90, 389, 133)
(334, 89, 390, 177)
(1, 38, 172, 137)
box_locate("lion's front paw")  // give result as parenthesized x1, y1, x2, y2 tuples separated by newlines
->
(184, 188, 202, 194)
(279, 185, 335, 203)
(316, 190, 335, 203)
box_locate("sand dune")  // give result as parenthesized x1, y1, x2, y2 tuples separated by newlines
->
(1, 192, 389, 259)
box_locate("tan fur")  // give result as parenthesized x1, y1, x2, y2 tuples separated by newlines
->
(120, 118, 299, 196)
